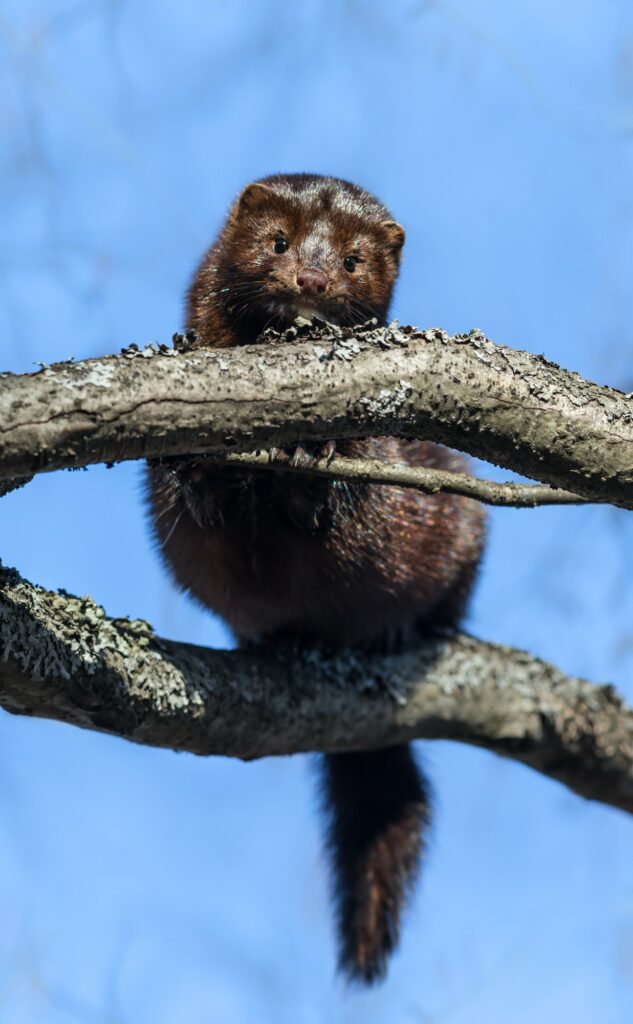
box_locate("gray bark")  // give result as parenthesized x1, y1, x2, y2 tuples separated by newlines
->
(1, 565, 631, 815)
(1, 322, 633, 507)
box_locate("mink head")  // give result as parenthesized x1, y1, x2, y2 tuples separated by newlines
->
(187, 174, 405, 346)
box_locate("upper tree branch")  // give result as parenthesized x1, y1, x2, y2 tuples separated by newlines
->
(1, 564, 631, 815)
(1, 322, 633, 507)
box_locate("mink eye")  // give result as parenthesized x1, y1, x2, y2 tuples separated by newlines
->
(343, 255, 359, 272)
(273, 236, 288, 254)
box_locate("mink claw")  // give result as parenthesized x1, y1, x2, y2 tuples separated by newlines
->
(267, 442, 336, 470)
(268, 446, 291, 464)
(319, 440, 337, 465)
(289, 445, 318, 470)
(285, 441, 337, 470)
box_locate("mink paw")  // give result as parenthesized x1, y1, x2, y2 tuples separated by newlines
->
(269, 440, 336, 470)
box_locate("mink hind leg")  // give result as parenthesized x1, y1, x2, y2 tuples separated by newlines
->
(320, 744, 431, 985)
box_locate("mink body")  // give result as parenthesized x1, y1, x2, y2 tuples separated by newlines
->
(148, 174, 486, 983)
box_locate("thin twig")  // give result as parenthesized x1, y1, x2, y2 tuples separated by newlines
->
(211, 451, 590, 508)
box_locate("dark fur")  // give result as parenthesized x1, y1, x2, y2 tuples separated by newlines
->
(322, 746, 429, 983)
(147, 174, 486, 983)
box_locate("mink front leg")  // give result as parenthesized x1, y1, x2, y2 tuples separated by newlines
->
(263, 441, 338, 533)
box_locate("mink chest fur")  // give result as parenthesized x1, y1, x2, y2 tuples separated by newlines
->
(147, 174, 486, 984)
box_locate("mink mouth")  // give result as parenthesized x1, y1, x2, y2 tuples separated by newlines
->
(295, 302, 326, 319)
(268, 295, 355, 328)
(224, 286, 375, 338)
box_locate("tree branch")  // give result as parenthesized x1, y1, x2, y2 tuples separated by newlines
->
(1, 564, 631, 814)
(0, 475, 33, 498)
(212, 451, 589, 508)
(1, 322, 633, 507)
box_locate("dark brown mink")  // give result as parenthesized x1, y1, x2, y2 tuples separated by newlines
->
(147, 173, 486, 984)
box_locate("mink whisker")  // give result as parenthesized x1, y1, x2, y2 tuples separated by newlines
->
(160, 506, 185, 549)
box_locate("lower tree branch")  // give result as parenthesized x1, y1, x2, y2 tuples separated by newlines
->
(1, 565, 631, 814)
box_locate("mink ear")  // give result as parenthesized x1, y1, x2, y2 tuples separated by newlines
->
(381, 220, 406, 253)
(237, 182, 275, 216)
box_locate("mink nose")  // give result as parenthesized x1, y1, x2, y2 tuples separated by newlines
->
(296, 268, 328, 295)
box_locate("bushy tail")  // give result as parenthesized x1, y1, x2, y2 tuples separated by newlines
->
(320, 744, 430, 985)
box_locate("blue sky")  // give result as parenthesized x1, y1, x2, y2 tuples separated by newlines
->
(1, 1, 633, 1020)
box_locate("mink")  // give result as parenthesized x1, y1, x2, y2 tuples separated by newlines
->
(147, 174, 486, 984)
